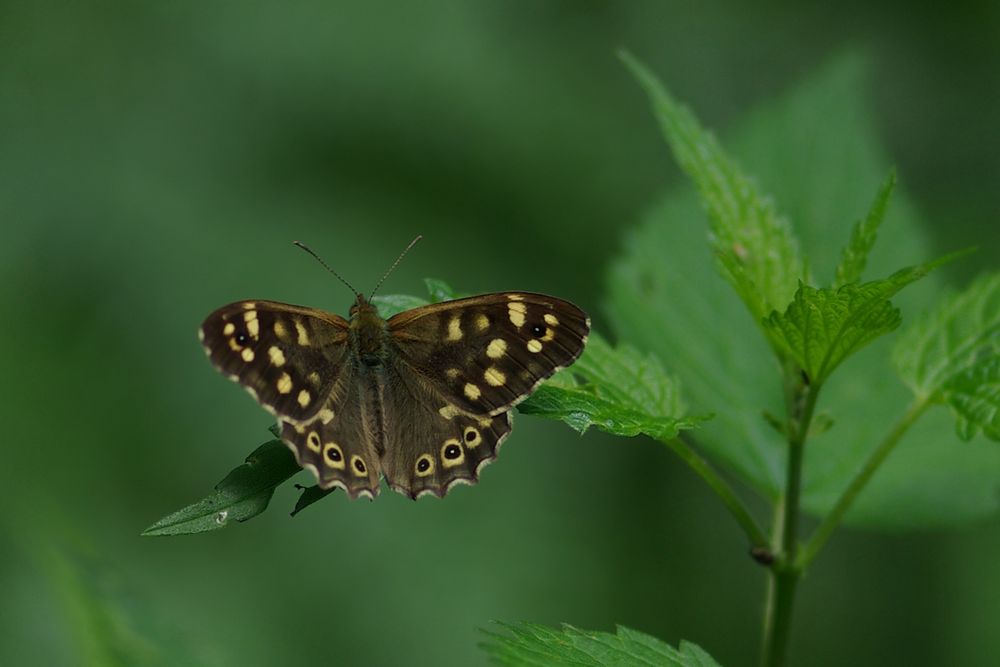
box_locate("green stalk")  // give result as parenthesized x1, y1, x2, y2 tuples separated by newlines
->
(760, 377, 819, 667)
(666, 435, 769, 550)
(797, 397, 931, 569)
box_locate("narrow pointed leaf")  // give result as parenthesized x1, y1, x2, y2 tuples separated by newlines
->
(621, 50, 805, 328)
(834, 169, 896, 286)
(141, 439, 300, 536)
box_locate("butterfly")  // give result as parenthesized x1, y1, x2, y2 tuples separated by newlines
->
(198, 240, 589, 500)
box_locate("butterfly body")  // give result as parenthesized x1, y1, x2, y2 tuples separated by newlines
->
(200, 290, 589, 500)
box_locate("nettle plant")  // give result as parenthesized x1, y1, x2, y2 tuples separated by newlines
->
(146, 53, 999, 666)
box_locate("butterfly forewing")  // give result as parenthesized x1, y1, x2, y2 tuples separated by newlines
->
(387, 292, 590, 416)
(199, 300, 350, 422)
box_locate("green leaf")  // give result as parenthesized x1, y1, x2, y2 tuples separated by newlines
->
(372, 277, 455, 318)
(372, 293, 428, 319)
(608, 51, 1000, 527)
(291, 484, 337, 516)
(894, 272, 1000, 401)
(834, 169, 895, 287)
(518, 333, 709, 442)
(424, 277, 457, 302)
(943, 355, 1000, 441)
(43, 548, 212, 666)
(480, 621, 721, 667)
(764, 256, 952, 384)
(621, 50, 805, 329)
(141, 438, 301, 536)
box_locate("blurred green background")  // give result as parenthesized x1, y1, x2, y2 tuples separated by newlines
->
(2, 1, 997, 665)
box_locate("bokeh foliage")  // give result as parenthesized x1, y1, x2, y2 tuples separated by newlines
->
(2, 2, 997, 666)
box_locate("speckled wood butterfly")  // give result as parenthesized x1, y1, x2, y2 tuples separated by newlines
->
(198, 240, 589, 500)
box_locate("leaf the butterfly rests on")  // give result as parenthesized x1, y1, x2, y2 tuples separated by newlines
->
(200, 290, 589, 500)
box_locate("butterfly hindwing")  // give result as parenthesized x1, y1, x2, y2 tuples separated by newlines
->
(387, 292, 590, 416)
(199, 300, 350, 422)
(278, 369, 382, 499)
(378, 358, 513, 498)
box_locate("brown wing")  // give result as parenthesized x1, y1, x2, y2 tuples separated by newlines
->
(378, 356, 513, 499)
(200, 300, 381, 499)
(199, 300, 351, 422)
(386, 292, 590, 416)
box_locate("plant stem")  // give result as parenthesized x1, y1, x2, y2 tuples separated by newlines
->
(796, 397, 931, 569)
(667, 435, 769, 550)
(760, 377, 819, 667)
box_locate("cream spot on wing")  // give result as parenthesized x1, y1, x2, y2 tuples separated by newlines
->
(198, 328, 206, 342)
(223, 322, 235, 336)
(244, 309, 257, 322)
(242, 302, 257, 310)
(277, 372, 293, 394)
(508, 301, 527, 328)
(268, 346, 286, 366)
(508, 294, 525, 301)
(246, 317, 260, 339)
(527, 339, 543, 353)
(445, 367, 461, 380)
(295, 320, 310, 346)
(464, 383, 481, 400)
(484, 367, 506, 386)
(307, 431, 322, 453)
(228, 338, 242, 352)
(307, 371, 321, 387)
(544, 313, 559, 326)
(297, 389, 311, 408)
(241, 347, 255, 362)
(475, 314, 490, 332)
(318, 408, 335, 424)
(446, 315, 463, 341)
(274, 319, 290, 342)
(439, 404, 461, 420)
(542, 327, 556, 342)
(486, 338, 507, 359)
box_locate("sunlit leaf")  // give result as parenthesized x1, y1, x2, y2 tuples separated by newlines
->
(834, 170, 895, 287)
(518, 333, 708, 441)
(621, 50, 805, 332)
(894, 272, 1000, 401)
(764, 256, 953, 384)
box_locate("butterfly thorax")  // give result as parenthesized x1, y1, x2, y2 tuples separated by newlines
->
(348, 294, 389, 367)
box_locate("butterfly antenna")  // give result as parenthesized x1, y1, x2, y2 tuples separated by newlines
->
(369, 234, 422, 299)
(293, 241, 360, 298)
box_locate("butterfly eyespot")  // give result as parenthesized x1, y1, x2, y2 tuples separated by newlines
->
(322, 442, 344, 469)
(444, 443, 462, 459)
(351, 455, 367, 476)
(415, 455, 435, 476)
(235, 332, 249, 345)
(440, 438, 464, 468)
(307, 431, 322, 453)
(463, 426, 481, 448)
(530, 324, 545, 338)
